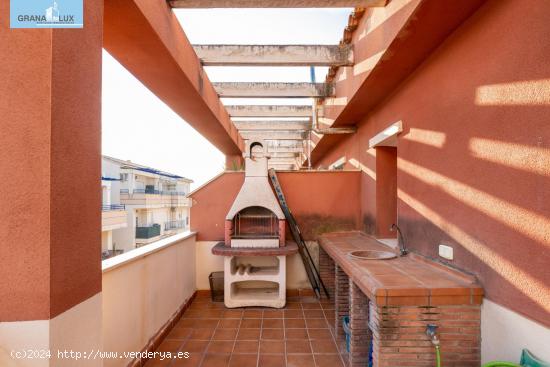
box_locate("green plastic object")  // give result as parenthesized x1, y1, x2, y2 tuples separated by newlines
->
(520, 349, 550, 367)
(482, 349, 550, 367)
(435, 345, 441, 367)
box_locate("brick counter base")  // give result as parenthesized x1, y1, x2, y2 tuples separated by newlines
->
(320, 246, 481, 367)
(370, 303, 481, 367)
(319, 247, 335, 300)
(350, 281, 372, 367)
(335, 264, 350, 340)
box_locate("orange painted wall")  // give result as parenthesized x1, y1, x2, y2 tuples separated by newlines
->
(190, 171, 361, 242)
(316, 0, 550, 326)
(0, 1, 103, 320)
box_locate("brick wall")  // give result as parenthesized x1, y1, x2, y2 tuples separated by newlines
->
(370, 303, 481, 367)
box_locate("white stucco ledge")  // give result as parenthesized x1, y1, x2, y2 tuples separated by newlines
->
(102, 231, 197, 273)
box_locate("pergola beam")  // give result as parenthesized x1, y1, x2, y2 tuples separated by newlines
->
(104, 0, 243, 156)
(214, 82, 334, 98)
(226, 105, 312, 118)
(194, 45, 353, 66)
(169, 0, 387, 8)
(268, 152, 300, 158)
(267, 146, 304, 153)
(240, 130, 307, 140)
(233, 120, 311, 130)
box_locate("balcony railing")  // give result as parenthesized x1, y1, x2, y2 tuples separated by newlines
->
(102, 204, 126, 211)
(120, 189, 187, 196)
(101, 249, 124, 260)
(165, 220, 186, 230)
(166, 191, 187, 196)
(135, 224, 161, 239)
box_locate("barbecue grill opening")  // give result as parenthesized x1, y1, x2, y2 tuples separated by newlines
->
(232, 206, 279, 239)
(250, 142, 265, 158)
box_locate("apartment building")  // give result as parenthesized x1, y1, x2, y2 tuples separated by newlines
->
(101, 156, 192, 256)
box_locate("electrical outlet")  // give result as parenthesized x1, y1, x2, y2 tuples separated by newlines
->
(439, 244, 454, 260)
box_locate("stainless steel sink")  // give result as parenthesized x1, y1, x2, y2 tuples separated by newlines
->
(348, 250, 398, 260)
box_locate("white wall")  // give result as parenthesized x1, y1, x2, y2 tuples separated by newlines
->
(112, 210, 135, 252)
(195, 241, 312, 290)
(102, 233, 196, 367)
(101, 231, 112, 252)
(102, 158, 122, 205)
(481, 298, 550, 364)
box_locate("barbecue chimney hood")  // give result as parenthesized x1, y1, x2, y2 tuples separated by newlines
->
(225, 140, 286, 248)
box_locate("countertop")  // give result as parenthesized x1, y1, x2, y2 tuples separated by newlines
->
(319, 231, 483, 307)
(212, 242, 299, 256)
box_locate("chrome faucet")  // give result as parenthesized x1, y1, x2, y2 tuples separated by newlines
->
(390, 224, 408, 256)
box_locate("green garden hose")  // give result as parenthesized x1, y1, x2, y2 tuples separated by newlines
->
(481, 362, 521, 367)
(435, 345, 441, 367)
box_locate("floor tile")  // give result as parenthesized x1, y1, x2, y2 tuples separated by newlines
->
(201, 353, 231, 367)
(284, 310, 304, 319)
(219, 319, 241, 328)
(263, 319, 284, 328)
(284, 319, 306, 328)
(157, 340, 182, 352)
(176, 319, 196, 328)
(182, 340, 209, 353)
(301, 303, 322, 310)
(223, 310, 243, 318)
(166, 327, 192, 340)
(172, 354, 202, 366)
(286, 354, 315, 367)
(154, 297, 347, 367)
(285, 302, 301, 309)
(144, 357, 171, 366)
(305, 319, 327, 328)
(204, 310, 224, 318)
(229, 353, 258, 367)
(306, 329, 332, 340)
(310, 339, 338, 354)
(303, 310, 324, 319)
(285, 340, 311, 354)
(233, 340, 259, 354)
(237, 329, 261, 340)
(259, 340, 285, 354)
(261, 329, 284, 340)
(313, 354, 344, 367)
(194, 319, 219, 329)
(213, 328, 238, 340)
(243, 310, 263, 318)
(207, 340, 235, 354)
(259, 354, 286, 367)
(263, 310, 283, 319)
(240, 319, 262, 328)
(189, 328, 215, 340)
(285, 329, 308, 340)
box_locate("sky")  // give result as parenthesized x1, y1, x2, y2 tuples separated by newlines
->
(101, 8, 351, 189)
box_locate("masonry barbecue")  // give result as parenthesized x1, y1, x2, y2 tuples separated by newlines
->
(212, 139, 298, 308)
(224, 140, 286, 248)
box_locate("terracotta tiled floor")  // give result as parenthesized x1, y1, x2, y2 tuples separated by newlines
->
(145, 293, 347, 367)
